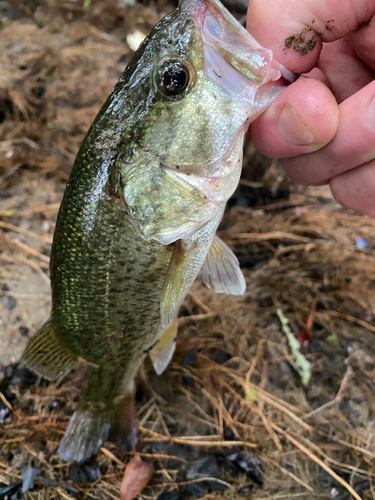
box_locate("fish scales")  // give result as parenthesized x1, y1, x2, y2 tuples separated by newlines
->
(52, 179, 172, 361)
(50, 130, 174, 411)
(22, 0, 294, 463)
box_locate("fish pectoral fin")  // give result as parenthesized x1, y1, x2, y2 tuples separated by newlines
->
(202, 236, 246, 295)
(160, 209, 226, 327)
(22, 319, 79, 381)
(58, 407, 112, 463)
(149, 316, 178, 375)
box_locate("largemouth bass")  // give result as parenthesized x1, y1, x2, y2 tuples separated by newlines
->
(23, 0, 293, 463)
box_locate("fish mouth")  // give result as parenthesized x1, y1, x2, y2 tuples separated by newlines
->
(180, 0, 295, 87)
(179, 0, 296, 116)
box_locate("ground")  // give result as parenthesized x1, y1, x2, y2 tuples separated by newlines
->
(1, 1, 375, 499)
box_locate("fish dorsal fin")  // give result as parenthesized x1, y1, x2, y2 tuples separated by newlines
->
(22, 319, 79, 381)
(202, 236, 246, 295)
(149, 316, 178, 375)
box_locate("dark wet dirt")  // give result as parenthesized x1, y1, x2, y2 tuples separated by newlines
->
(285, 26, 319, 55)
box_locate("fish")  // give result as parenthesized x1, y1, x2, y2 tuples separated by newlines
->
(22, 0, 294, 463)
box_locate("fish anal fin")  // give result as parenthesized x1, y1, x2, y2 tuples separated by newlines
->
(22, 319, 79, 381)
(150, 316, 178, 375)
(202, 236, 246, 295)
(110, 392, 137, 452)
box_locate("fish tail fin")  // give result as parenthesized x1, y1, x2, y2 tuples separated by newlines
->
(59, 370, 138, 462)
(22, 319, 79, 381)
(59, 393, 137, 463)
(58, 406, 112, 463)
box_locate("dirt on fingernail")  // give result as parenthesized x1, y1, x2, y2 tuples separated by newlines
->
(285, 26, 320, 55)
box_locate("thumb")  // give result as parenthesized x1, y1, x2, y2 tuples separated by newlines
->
(250, 76, 339, 158)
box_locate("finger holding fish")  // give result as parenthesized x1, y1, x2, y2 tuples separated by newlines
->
(248, 0, 375, 217)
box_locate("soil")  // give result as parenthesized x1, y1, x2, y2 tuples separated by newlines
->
(1, 1, 375, 499)
(284, 27, 319, 56)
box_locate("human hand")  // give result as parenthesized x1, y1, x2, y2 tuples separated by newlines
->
(248, 0, 375, 215)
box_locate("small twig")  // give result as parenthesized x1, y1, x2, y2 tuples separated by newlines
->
(156, 476, 234, 489)
(0, 469, 22, 479)
(188, 290, 213, 314)
(319, 309, 375, 334)
(275, 243, 313, 256)
(22, 443, 54, 471)
(245, 339, 265, 385)
(0, 254, 50, 285)
(178, 311, 217, 325)
(17, 202, 60, 216)
(301, 395, 343, 420)
(101, 447, 193, 466)
(253, 198, 320, 212)
(155, 403, 170, 438)
(5, 236, 50, 264)
(124, 451, 187, 463)
(56, 487, 76, 500)
(100, 447, 126, 467)
(335, 365, 353, 399)
(316, 429, 375, 459)
(36, 478, 80, 494)
(231, 231, 312, 244)
(239, 179, 264, 188)
(0, 221, 52, 244)
(140, 437, 255, 447)
(138, 427, 256, 448)
(0, 392, 12, 410)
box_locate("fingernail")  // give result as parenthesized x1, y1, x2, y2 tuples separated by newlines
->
(279, 104, 317, 146)
(366, 94, 375, 130)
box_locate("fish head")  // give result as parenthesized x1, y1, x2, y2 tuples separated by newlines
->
(114, 0, 293, 243)
(126, 0, 294, 204)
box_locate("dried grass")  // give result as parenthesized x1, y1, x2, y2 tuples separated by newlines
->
(1, 1, 375, 499)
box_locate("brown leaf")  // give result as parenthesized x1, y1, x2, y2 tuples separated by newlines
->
(120, 455, 153, 500)
(296, 325, 312, 348)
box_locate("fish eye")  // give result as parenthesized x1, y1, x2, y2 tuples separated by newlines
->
(156, 60, 190, 98)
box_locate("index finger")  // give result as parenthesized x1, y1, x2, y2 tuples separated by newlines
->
(247, 0, 375, 73)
